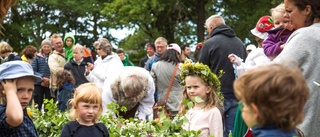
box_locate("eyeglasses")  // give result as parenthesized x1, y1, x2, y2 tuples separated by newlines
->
(96, 48, 101, 51)
(156, 46, 165, 49)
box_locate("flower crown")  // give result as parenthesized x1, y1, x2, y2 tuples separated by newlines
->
(180, 61, 224, 102)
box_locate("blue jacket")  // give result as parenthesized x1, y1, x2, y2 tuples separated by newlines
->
(32, 53, 50, 85)
(57, 82, 74, 112)
(252, 125, 297, 137)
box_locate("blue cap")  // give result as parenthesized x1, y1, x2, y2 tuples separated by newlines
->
(0, 61, 42, 83)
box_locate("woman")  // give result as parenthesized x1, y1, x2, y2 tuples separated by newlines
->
(273, 0, 320, 136)
(150, 43, 183, 118)
(64, 44, 89, 88)
(85, 38, 124, 88)
(32, 38, 52, 111)
(21, 45, 37, 65)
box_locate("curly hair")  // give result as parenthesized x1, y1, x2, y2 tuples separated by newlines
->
(234, 64, 309, 131)
(21, 45, 37, 59)
(93, 38, 112, 55)
(56, 69, 75, 88)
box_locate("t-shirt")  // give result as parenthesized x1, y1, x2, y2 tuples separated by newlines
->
(183, 107, 223, 137)
(60, 121, 109, 137)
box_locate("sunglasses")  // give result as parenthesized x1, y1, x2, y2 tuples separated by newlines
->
(96, 48, 101, 51)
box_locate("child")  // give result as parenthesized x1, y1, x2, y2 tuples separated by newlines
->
(179, 61, 223, 137)
(60, 83, 109, 137)
(56, 69, 75, 112)
(0, 61, 42, 136)
(262, 3, 294, 60)
(233, 64, 309, 137)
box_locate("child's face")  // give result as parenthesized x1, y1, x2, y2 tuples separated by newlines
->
(77, 101, 100, 125)
(65, 38, 73, 47)
(73, 48, 83, 61)
(17, 76, 35, 109)
(185, 75, 211, 103)
(272, 11, 290, 28)
(241, 102, 257, 128)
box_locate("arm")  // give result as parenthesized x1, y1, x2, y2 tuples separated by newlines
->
(198, 43, 211, 66)
(209, 108, 223, 137)
(48, 54, 63, 74)
(137, 74, 155, 120)
(101, 83, 117, 119)
(31, 56, 43, 77)
(2, 79, 23, 127)
(262, 35, 284, 56)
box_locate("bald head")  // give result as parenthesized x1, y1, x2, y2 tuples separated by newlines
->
(205, 15, 225, 32)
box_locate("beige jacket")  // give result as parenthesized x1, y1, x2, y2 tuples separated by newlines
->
(48, 50, 66, 89)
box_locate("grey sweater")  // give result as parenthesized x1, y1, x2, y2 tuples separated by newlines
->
(274, 23, 320, 137)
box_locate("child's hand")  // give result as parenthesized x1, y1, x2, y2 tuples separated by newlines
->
(228, 54, 242, 66)
(280, 44, 285, 49)
(1, 79, 17, 95)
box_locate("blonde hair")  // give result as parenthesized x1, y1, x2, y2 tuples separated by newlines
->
(0, 41, 13, 54)
(205, 15, 225, 29)
(68, 83, 103, 123)
(73, 44, 84, 53)
(154, 37, 168, 46)
(50, 33, 62, 42)
(270, 3, 285, 16)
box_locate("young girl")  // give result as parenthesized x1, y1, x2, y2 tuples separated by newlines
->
(179, 61, 223, 137)
(56, 69, 75, 112)
(262, 3, 294, 60)
(60, 83, 109, 137)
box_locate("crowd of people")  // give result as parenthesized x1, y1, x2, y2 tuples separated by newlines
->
(0, 0, 320, 137)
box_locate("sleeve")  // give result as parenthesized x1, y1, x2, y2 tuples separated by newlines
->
(262, 35, 284, 56)
(60, 122, 71, 137)
(101, 83, 117, 119)
(32, 56, 43, 77)
(150, 66, 158, 93)
(208, 108, 223, 137)
(198, 43, 211, 66)
(48, 55, 63, 74)
(0, 107, 17, 134)
(137, 73, 155, 120)
(144, 57, 152, 71)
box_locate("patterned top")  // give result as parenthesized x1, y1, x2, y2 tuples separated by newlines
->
(0, 105, 38, 137)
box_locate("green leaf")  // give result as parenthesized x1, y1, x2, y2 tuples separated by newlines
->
(194, 96, 204, 103)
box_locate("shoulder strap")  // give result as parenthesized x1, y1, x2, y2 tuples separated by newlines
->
(162, 64, 179, 105)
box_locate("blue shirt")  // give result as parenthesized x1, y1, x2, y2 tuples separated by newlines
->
(0, 104, 38, 137)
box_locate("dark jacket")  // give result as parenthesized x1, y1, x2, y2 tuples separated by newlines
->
(64, 58, 88, 87)
(252, 125, 297, 137)
(263, 28, 293, 57)
(139, 55, 149, 68)
(144, 53, 161, 71)
(57, 82, 74, 112)
(32, 53, 50, 86)
(199, 25, 247, 99)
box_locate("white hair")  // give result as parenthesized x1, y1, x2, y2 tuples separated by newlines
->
(205, 15, 225, 28)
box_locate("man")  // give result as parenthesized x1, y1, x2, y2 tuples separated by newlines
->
(144, 37, 167, 71)
(48, 34, 67, 99)
(181, 44, 196, 62)
(198, 15, 247, 137)
(139, 43, 155, 68)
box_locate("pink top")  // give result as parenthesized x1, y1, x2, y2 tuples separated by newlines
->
(183, 107, 223, 137)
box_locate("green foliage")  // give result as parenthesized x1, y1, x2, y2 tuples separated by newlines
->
(30, 99, 202, 137)
(180, 61, 224, 102)
(29, 99, 68, 137)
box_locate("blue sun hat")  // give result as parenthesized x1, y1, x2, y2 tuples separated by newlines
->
(0, 61, 42, 83)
